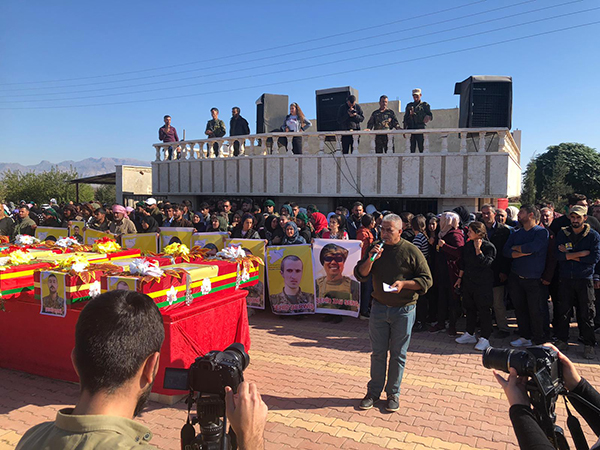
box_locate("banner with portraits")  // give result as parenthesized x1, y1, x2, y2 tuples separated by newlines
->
(226, 238, 266, 310)
(35, 227, 69, 242)
(68, 221, 86, 243)
(122, 233, 158, 254)
(39, 271, 67, 318)
(192, 232, 229, 256)
(83, 228, 112, 245)
(158, 227, 195, 251)
(266, 244, 315, 315)
(312, 239, 361, 318)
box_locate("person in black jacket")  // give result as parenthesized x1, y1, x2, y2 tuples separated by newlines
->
(479, 204, 512, 338)
(229, 107, 250, 156)
(337, 95, 364, 154)
(454, 221, 496, 351)
(495, 343, 600, 450)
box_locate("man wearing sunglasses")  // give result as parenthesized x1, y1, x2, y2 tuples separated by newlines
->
(316, 244, 360, 321)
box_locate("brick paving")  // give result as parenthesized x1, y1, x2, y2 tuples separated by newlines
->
(1, 310, 599, 449)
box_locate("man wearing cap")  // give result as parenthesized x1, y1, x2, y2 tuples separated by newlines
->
(109, 205, 137, 236)
(554, 205, 600, 359)
(145, 198, 163, 227)
(402, 88, 433, 153)
(263, 200, 276, 218)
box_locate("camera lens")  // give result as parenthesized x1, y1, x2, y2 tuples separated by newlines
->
(482, 347, 532, 376)
(224, 343, 250, 371)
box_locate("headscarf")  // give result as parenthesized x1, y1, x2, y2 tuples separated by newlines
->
(282, 222, 306, 245)
(452, 206, 471, 227)
(280, 204, 292, 216)
(211, 215, 229, 232)
(438, 212, 460, 238)
(264, 214, 280, 234)
(112, 205, 127, 215)
(311, 212, 328, 234)
(296, 212, 309, 227)
(140, 215, 159, 233)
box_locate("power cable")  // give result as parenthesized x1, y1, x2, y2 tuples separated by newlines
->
(0, 0, 487, 87)
(1, 19, 597, 110)
(2, 5, 596, 105)
(2, 0, 573, 98)
(0, 0, 536, 93)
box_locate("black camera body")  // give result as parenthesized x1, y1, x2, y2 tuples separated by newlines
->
(164, 343, 250, 450)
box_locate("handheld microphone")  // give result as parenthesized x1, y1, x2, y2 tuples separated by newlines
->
(370, 240, 385, 262)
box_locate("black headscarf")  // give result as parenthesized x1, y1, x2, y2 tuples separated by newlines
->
(141, 215, 159, 233)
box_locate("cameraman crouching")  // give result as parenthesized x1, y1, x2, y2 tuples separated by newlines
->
(494, 344, 600, 449)
(16, 290, 268, 450)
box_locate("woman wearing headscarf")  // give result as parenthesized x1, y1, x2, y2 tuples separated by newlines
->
(231, 213, 260, 239)
(260, 214, 281, 245)
(280, 204, 293, 217)
(429, 211, 464, 336)
(295, 212, 313, 243)
(42, 207, 62, 228)
(140, 215, 159, 233)
(206, 215, 228, 233)
(310, 212, 328, 238)
(282, 222, 306, 245)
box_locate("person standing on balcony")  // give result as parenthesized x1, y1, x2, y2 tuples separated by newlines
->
(402, 88, 433, 153)
(365, 95, 400, 153)
(230, 107, 250, 157)
(158, 115, 180, 161)
(205, 107, 226, 157)
(278, 103, 311, 155)
(337, 95, 364, 154)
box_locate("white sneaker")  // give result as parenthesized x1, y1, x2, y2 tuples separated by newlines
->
(455, 332, 477, 344)
(510, 337, 532, 348)
(475, 337, 491, 351)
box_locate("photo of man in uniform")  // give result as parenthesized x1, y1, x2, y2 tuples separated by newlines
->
(116, 281, 131, 291)
(41, 273, 66, 316)
(71, 225, 84, 244)
(269, 255, 314, 314)
(315, 244, 360, 310)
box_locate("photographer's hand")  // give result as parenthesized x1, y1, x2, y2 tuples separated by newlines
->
(225, 382, 268, 450)
(543, 343, 582, 391)
(494, 368, 530, 406)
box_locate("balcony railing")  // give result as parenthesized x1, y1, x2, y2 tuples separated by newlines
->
(153, 128, 520, 164)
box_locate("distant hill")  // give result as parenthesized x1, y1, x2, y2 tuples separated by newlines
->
(0, 157, 151, 178)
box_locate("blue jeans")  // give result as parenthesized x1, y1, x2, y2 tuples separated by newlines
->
(367, 300, 416, 399)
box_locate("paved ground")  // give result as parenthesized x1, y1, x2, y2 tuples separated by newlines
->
(1, 310, 599, 449)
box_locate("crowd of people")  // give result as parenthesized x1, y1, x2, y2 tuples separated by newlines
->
(2, 193, 600, 359)
(158, 88, 433, 157)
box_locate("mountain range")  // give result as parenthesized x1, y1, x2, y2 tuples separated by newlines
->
(0, 157, 151, 178)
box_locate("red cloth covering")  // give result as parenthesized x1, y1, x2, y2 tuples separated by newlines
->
(0, 262, 53, 300)
(0, 290, 250, 396)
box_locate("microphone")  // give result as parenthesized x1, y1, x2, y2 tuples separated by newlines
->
(370, 240, 385, 262)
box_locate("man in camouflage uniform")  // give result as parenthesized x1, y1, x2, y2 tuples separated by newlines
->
(205, 107, 227, 157)
(402, 88, 433, 153)
(42, 274, 66, 316)
(269, 255, 314, 315)
(365, 95, 400, 153)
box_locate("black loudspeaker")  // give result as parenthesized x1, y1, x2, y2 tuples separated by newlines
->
(454, 76, 512, 128)
(315, 86, 358, 131)
(255, 93, 289, 134)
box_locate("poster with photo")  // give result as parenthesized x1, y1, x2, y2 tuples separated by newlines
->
(227, 238, 266, 309)
(35, 227, 69, 242)
(122, 233, 158, 254)
(266, 244, 315, 315)
(159, 227, 195, 251)
(192, 232, 229, 255)
(68, 221, 86, 243)
(40, 271, 67, 317)
(83, 228, 113, 245)
(107, 276, 138, 292)
(312, 239, 361, 317)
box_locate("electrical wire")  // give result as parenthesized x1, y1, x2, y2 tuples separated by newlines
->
(0, 0, 487, 87)
(1, 0, 574, 99)
(2, 5, 596, 105)
(1, 19, 597, 110)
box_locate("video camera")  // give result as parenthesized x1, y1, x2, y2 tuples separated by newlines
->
(164, 343, 250, 450)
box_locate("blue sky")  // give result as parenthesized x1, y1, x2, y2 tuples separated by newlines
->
(1, 0, 599, 168)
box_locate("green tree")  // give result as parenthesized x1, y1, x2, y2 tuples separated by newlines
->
(95, 185, 116, 205)
(521, 143, 600, 209)
(0, 167, 94, 205)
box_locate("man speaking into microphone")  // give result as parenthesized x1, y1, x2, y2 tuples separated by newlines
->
(354, 214, 432, 412)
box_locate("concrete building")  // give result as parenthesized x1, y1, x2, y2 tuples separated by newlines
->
(150, 105, 521, 214)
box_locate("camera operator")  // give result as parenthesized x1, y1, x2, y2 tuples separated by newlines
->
(494, 344, 600, 449)
(16, 290, 268, 450)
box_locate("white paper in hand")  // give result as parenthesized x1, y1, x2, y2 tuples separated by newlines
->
(383, 282, 398, 292)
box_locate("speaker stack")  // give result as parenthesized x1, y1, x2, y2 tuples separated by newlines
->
(255, 93, 289, 134)
(454, 76, 512, 128)
(315, 86, 358, 131)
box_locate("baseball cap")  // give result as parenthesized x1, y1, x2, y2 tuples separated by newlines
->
(569, 205, 588, 217)
(264, 199, 275, 207)
(146, 198, 157, 206)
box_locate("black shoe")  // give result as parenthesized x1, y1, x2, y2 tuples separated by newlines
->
(386, 397, 399, 412)
(412, 321, 425, 332)
(494, 330, 511, 339)
(331, 316, 343, 324)
(359, 394, 378, 410)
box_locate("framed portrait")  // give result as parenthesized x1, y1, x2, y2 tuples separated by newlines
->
(40, 271, 67, 317)
(192, 232, 228, 255)
(158, 227, 195, 251)
(35, 227, 69, 243)
(226, 238, 266, 310)
(107, 276, 138, 292)
(68, 221, 86, 243)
